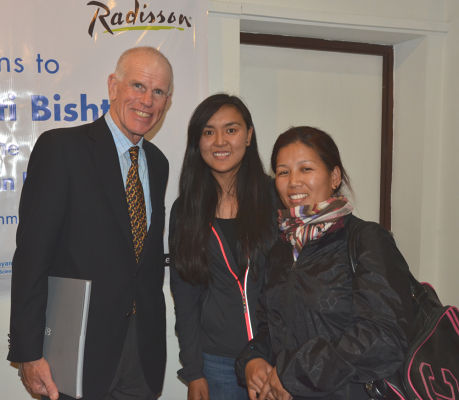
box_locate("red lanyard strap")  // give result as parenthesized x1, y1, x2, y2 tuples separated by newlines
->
(211, 225, 253, 341)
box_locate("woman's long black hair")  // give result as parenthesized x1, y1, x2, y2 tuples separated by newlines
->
(171, 94, 275, 285)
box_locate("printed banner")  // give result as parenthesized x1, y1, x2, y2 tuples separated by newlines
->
(0, 0, 208, 287)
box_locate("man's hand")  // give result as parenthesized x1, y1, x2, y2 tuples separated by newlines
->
(245, 358, 273, 400)
(188, 377, 209, 400)
(258, 367, 292, 400)
(20, 358, 59, 400)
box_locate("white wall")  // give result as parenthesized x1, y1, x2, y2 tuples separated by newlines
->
(208, 0, 459, 306)
(239, 45, 383, 222)
(438, 0, 459, 306)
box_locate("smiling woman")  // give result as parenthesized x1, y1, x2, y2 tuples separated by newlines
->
(169, 94, 276, 400)
(274, 142, 340, 208)
(236, 126, 416, 400)
(198, 104, 253, 200)
(270, 126, 350, 205)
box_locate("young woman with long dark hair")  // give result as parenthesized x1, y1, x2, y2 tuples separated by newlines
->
(169, 94, 276, 400)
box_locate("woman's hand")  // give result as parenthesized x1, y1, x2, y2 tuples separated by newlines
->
(188, 377, 209, 400)
(258, 367, 292, 400)
(245, 357, 273, 400)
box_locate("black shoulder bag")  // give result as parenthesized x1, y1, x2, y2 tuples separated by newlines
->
(348, 220, 459, 400)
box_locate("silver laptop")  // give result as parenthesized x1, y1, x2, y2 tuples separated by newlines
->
(43, 276, 91, 399)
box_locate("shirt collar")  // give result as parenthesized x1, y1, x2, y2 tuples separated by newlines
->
(105, 112, 144, 157)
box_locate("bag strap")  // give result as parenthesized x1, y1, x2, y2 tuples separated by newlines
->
(347, 218, 366, 275)
(346, 219, 440, 308)
(347, 218, 413, 280)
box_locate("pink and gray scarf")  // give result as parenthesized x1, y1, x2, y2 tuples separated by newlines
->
(278, 196, 353, 260)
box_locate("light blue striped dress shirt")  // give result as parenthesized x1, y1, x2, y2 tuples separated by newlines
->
(105, 113, 151, 229)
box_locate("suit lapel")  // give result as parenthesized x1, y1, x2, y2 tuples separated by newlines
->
(86, 118, 134, 250)
(143, 142, 160, 236)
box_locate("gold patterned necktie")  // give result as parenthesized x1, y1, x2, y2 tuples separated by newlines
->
(126, 146, 147, 263)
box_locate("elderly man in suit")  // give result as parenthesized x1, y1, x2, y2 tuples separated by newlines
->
(8, 46, 172, 400)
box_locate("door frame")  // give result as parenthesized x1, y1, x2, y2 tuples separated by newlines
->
(240, 32, 394, 229)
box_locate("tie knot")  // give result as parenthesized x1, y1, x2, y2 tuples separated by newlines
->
(128, 146, 139, 164)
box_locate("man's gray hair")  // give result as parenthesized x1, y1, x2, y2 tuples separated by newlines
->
(114, 46, 174, 95)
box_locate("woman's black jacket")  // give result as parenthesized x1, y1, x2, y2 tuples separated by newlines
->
(236, 215, 415, 400)
(169, 197, 276, 383)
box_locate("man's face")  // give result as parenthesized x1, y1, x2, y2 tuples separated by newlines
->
(108, 52, 171, 144)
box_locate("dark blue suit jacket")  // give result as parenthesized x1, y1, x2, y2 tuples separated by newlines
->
(8, 116, 168, 399)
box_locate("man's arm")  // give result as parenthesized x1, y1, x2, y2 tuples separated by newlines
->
(9, 131, 69, 397)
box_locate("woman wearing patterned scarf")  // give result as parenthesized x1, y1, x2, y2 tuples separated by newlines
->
(236, 126, 414, 400)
